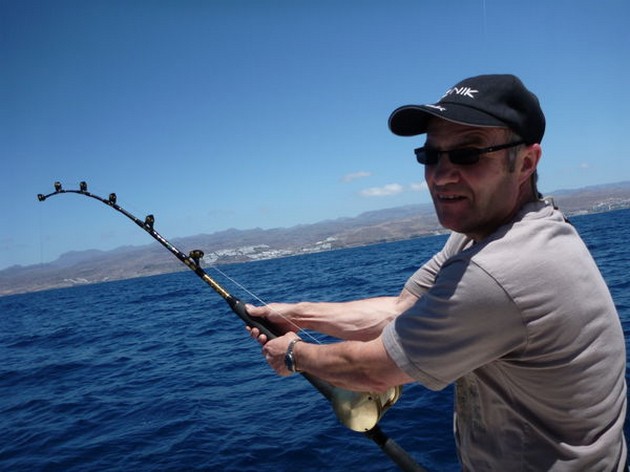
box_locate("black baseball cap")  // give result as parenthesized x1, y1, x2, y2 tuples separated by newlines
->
(388, 74, 545, 144)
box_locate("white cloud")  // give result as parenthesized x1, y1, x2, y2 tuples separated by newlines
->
(358, 181, 428, 197)
(342, 171, 372, 182)
(359, 183, 404, 197)
(409, 181, 428, 192)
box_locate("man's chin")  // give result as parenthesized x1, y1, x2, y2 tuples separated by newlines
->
(436, 211, 468, 232)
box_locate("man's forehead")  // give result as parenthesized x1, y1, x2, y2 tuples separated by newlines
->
(426, 118, 510, 143)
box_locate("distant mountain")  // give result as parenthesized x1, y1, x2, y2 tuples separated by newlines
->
(546, 181, 630, 214)
(2, 181, 629, 296)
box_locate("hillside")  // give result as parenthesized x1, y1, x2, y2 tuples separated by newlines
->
(1, 181, 629, 296)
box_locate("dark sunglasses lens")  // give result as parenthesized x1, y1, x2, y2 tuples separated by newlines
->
(415, 148, 438, 165)
(450, 149, 481, 165)
(415, 147, 482, 166)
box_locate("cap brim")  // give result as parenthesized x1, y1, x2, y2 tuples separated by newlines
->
(388, 103, 507, 136)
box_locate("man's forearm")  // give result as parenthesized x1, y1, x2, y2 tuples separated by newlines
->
(291, 336, 414, 392)
(293, 290, 417, 341)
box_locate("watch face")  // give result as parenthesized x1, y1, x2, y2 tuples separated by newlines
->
(284, 338, 302, 373)
(285, 351, 294, 372)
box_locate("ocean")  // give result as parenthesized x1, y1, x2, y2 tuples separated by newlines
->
(1, 208, 629, 471)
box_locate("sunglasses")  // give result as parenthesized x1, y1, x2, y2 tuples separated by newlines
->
(414, 141, 525, 166)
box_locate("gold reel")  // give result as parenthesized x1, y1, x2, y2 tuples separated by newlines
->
(330, 385, 402, 432)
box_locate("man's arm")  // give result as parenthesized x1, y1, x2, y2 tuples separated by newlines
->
(247, 287, 419, 341)
(261, 332, 415, 392)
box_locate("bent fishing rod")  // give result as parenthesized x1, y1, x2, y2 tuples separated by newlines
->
(38, 181, 428, 472)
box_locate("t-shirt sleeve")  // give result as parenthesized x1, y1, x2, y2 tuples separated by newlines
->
(384, 258, 527, 391)
(404, 233, 472, 298)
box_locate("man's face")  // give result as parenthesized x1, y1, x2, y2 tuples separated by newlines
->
(424, 119, 524, 241)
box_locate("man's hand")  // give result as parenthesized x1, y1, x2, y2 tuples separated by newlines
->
(246, 303, 301, 335)
(249, 328, 300, 376)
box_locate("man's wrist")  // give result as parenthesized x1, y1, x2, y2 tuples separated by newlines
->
(284, 337, 304, 373)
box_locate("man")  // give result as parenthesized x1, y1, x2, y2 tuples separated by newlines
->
(248, 74, 627, 470)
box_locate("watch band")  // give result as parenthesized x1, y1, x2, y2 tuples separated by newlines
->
(284, 337, 303, 373)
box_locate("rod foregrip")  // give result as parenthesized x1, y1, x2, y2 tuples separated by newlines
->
(226, 296, 284, 340)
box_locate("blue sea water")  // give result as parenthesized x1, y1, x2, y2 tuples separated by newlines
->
(1, 208, 629, 471)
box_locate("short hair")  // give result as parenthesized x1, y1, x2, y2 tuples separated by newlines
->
(506, 131, 541, 199)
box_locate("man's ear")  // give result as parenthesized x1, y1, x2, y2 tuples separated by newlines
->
(519, 144, 542, 183)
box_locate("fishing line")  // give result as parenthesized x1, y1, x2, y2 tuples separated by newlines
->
(208, 262, 322, 345)
(37, 180, 428, 472)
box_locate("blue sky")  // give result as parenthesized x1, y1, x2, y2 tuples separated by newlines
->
(1, 0, 629, 270)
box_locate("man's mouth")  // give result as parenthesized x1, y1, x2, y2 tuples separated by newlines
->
(436, 193, 466, 202)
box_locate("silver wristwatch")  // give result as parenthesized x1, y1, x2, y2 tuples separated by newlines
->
(284, 337, 303, 373)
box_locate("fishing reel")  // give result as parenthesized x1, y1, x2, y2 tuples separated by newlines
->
(331, 385, 402, 432)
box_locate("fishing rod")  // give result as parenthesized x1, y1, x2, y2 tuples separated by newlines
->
(38, 181, 428, 472)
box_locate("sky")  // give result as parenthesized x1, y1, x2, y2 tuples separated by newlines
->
(1, 0, 629, 271)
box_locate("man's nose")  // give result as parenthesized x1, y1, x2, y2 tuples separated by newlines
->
(427, 155, 461, 185)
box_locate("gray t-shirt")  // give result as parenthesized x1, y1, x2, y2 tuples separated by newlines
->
(382, 200, 627, 471)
